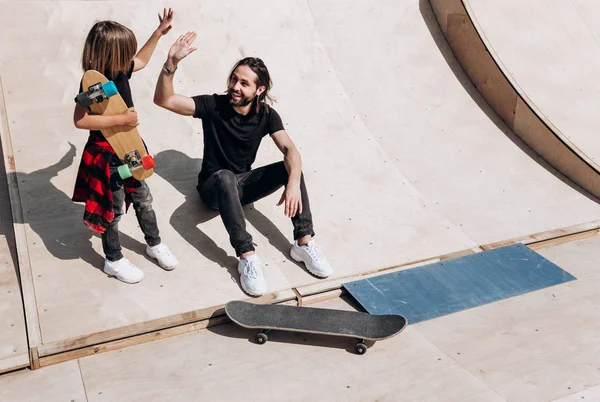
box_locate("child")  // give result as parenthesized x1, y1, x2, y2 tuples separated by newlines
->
(72, 10, 177, 284)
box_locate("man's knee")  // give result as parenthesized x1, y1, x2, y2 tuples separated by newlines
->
(214, 170, 238, 192)
(270, 162, 290, 185)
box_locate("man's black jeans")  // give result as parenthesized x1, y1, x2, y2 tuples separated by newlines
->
(197, 162, 315, 256)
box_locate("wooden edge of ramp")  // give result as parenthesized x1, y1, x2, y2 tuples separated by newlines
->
(0, 76, 43, 363)
(428, 0, 600, 199)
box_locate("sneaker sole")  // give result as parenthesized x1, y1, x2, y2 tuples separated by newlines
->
(146, 249, 177, 271)
(290, 248, 331, 279)
(239, 280, 267, 297)
(104, 273, 143, 284)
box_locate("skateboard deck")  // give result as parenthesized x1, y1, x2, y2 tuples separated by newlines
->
(79, 70, 154, 181)
(225, 300, 407, 354)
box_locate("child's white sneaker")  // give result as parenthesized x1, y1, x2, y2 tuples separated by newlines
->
(104, 258, 144, 284)
(290, 240, 333, 278)
(146, 243, 177, 271)
(237, 254, 267, 297)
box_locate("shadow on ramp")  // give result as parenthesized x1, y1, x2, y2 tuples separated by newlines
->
(207, 320, 366, 355)
(10, 143, 146, 272)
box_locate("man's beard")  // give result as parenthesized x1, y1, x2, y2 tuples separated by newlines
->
(227, 89, 255, 107)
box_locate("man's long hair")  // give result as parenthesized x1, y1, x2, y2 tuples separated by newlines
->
(227, 57, 275, 112)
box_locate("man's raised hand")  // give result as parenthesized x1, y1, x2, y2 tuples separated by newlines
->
(168, 31, 197, 66)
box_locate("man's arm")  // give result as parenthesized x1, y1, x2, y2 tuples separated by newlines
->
(134, 8, 174, 72)
(272, 130, 303, 218)
(153, 31, 197, 116)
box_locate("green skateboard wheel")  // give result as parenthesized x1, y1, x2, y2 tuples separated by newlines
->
(117, 164, 132, 179)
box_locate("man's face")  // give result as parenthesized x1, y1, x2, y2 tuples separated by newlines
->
(227, 65, 264, 107)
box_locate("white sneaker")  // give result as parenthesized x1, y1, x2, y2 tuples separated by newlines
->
(104, 258, 144, 284)
(237, 254, 267, 297)
(290, 240, 333, 278)
(146, 243, 177, 271)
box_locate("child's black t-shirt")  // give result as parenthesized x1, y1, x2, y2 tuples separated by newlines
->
(79, 62, 135, 139)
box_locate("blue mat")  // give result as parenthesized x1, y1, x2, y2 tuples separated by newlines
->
(343, 244, 576, 324)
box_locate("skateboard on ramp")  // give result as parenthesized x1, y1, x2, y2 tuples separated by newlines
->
(75, 70, 155, 181)
(225, 300, 407, 355)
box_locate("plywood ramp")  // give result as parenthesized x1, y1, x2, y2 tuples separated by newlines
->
(311, 0, 600, 246)
(462, 0, 600, 171)
(429, 0, 600, 199)
(0, 361, 86, 402)
(0, 0, 476, 366)
(3, 0, 600, 369)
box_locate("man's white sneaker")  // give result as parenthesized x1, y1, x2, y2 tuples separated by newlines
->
(238, 254, 268, 297)
(104, 258, 144, 284)
(146, 243, 177, 271)
(290, 240, 333, 278)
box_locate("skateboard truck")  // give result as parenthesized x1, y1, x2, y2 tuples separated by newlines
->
(74, 81, 118, 107)
(117, 152, 156, 180)
(255, 329, 369, 354)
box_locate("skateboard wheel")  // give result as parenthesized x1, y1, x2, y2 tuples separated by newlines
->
(103, 81, 118, 98)
(117, 164, 132, 180)
(75, 92, 92, 108)
(355, 342, 367, 355)
(142, 155, 156, 170)
(256, 332, 268, 345)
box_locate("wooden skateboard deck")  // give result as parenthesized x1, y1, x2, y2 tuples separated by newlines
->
(80, 70, 154, 181)
(225, 300, 407, 354)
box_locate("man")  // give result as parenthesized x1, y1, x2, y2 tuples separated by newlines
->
(153, 32, 333, 296)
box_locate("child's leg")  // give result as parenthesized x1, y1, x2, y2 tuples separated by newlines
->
(131, 181, 161, 246)
(134, 181, 177, 270)
(102, 186, 126, 261)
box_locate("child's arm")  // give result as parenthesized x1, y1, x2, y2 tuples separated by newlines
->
(73, 103, 139, 130)
(133, 8, 174, 72)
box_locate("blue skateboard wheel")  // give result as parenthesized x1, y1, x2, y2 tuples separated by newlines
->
(117, 164, 132, 179)
(103, 81, 118, 97)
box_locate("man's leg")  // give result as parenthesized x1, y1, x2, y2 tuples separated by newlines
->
(238, 162, 332, 278)
(198, 169, 267, 296)
(132, 181, 177, 270)
(198, 170, 254, 257)
(237, 161, 315, 242)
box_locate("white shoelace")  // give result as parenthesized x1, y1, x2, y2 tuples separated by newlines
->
(304, 242, 324, 262)
(154, 244, 172, 257)
(243, 260, 261, 280)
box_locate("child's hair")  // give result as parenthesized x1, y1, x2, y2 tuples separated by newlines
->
(82, 21, 137, 80)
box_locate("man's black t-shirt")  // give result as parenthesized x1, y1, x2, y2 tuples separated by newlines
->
(79, 62, 135, 139)
(192, 94, 285, 185)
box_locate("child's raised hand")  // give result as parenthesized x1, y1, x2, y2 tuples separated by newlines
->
(156, 8, 174, 36)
